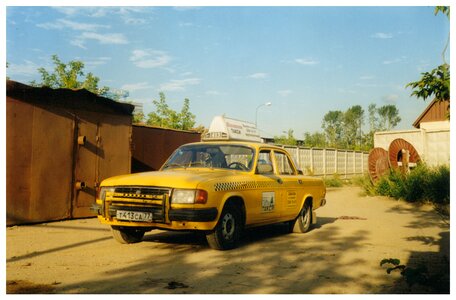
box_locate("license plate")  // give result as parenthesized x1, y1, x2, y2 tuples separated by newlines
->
(116, 210, 153, 222)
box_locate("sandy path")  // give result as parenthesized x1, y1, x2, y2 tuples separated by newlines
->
(6, 186, 449, 294)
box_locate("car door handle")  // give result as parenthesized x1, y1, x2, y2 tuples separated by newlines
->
(298, 179, 303, 184)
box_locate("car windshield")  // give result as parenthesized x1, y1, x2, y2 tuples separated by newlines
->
(162, 144, 255, 171)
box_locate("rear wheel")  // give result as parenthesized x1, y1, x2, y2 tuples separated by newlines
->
(111, 226, 145, 244)
(289, 202, 312, 233)
(206, 204, 243, 250)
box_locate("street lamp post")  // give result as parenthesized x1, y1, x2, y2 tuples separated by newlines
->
(255, 102, 272, 127)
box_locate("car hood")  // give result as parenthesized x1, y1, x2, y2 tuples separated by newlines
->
(101, 168, 242, 189)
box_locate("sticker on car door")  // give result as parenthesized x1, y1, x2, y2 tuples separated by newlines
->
(262, 192, 275, 212)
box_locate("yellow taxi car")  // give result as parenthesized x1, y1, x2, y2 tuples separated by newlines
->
(93, 117, 326, 250)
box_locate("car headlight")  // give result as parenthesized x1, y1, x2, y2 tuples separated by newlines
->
(172, 189, 208, 204)
(98, 187, 115, 201)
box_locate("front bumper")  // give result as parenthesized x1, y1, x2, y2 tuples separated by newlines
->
(91, 204, 218, 223)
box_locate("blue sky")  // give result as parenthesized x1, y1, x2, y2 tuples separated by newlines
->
(5, 5, 451, 138)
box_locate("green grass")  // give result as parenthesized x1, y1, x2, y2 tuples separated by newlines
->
(324, 174, 344, 187)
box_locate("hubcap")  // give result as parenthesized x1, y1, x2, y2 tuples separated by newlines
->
(221, 213, 235, 240)
(301, 206, 310, 226)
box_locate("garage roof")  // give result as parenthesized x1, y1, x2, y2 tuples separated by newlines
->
(7, 80, 135, 116)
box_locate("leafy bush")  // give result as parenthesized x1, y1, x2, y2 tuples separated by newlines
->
(374, 168, 407, 200)
(425, 165, 450, 205)
(360, 164, 450, 205)
(402, 164, 430, 202)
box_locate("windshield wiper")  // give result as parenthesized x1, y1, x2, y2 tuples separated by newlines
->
(163, 163, 186, 170)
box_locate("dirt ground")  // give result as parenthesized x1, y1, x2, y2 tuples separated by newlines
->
(6, 186, 450, 294)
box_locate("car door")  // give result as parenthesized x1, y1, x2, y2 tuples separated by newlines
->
(249, 149, 281, 224)
(272, 150, 302, 220)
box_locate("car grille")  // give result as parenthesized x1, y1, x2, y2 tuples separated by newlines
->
(105, 186, 170, 223)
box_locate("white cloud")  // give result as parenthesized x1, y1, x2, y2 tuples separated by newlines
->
(58, 19, 109, 31)
(53, 7, 115, 18)
(382, 94, 399, 103)
(52, 7, 81, 16)
(37, 18, 109, 31)
(84, 57, 112, 69)
(70, 39, 87, 49)
(371, 32, 393, 39)
(277, 90, 292, 97)
(51, 7, 151, 26)
(123, 17, 147, 25)
(116, 7, 148, 24)
(159, 78, 201, 91)
(79, 32, 128, 44)
(359, 75, 375, 80)
(130, 49, 172, 68)
(295, 58, 319, 65)
(248, 72, 269, 79)
(7, 60, 39, 77)
(37, 17, 126, 48)
(121, 82, 153, 92)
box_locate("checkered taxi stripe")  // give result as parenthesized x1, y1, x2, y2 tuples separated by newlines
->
(214, 179, 296, 192)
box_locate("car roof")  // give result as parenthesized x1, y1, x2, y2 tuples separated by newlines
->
(183, 140, 285, 151)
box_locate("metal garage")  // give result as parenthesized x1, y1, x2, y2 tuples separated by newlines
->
(6, 80, 134, 225)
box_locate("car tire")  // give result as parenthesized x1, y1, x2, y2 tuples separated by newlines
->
(111, 226, 145, 244)
(206, 204, 242, 250)
(290, 202, 312, 233)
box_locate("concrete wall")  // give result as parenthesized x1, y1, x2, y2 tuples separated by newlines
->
(282, 146, 368, 178)
(374, 121, 450, 167)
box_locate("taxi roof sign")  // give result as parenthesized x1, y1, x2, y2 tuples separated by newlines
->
(203, 115, 262, 143)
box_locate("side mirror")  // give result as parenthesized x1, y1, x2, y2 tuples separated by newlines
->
(297, 169, 303, 175)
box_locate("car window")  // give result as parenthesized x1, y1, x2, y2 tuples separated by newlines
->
(256, 150, 274, 174)
(274, 151, 296, 175)
(162, 144, 254, 171)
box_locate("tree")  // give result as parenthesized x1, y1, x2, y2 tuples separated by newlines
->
(406, 64, 450, 102)
(147, 92, 196, 130)
(274, 129, 297, 146)
(132, 111, 145, 124)
(377, 105, 401, 130)
(179, 98, 196, 131)
(342, 105, 364, 149)
(303, 131, 326, 148)
(321, 110, 343, 148)
(30, 54, 111, 97)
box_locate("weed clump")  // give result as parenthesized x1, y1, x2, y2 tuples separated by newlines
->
(359, 164, 449, 205)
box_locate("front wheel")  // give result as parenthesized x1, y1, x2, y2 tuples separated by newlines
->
(289, 202, 312, 233)
(111, 226, 145, 244)
(206, 205, 243, 250)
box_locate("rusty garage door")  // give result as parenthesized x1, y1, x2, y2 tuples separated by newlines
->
(72, 111, 132, 218)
